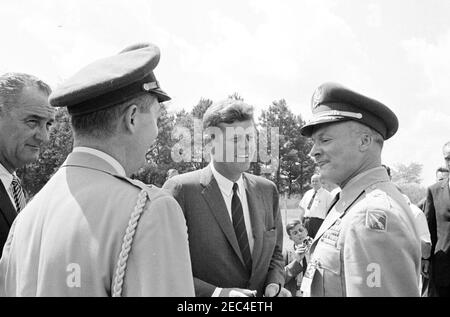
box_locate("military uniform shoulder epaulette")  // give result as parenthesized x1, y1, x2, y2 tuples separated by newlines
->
(113, 174, 170, 201)
(364, 185, 392, 211)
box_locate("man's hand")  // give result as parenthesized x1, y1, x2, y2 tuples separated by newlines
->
(264, 283, 292, 297)
(277, 287, 292, 297)
(421, 259, 430, 279)
(293, 245, 307, 263)
(219, 288, 257, 297)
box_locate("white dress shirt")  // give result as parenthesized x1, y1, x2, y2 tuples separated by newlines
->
(210, 163, 255, 297)
(299, 187, 333, 219)
(0, 162, 18, 210)
(210, 163, 254, 253)
(72, 147, 126, 177)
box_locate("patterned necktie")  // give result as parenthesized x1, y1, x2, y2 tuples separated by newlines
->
(307, 190, 317, 210)
(11, 175, 26, 213)
(232, 183, 252, 274)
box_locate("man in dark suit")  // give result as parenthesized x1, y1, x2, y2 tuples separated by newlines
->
(424, 141, 450, 297)
(0, 73, 55, 255)
(163, 99, 288, 297)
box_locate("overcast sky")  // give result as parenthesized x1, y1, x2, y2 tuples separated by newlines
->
(1, 0, 450, 186)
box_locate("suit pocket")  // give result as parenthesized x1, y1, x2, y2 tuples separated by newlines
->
(263, 229, 276, 239)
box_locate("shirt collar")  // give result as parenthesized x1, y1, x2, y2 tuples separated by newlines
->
(313, 187, 323, 193)
(0, 162, 15, 191)
(72, 147, 126, 177)
(335, 166, 389, 212)
(210, 162, 244, 197)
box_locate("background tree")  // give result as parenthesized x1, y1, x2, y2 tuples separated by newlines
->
(191, 97, 212, 119)
(134, 104, 179, 186)
(396, 183, 426, 205)
(228, 92, 244, 101)
(391, 162, 423, 184)
(136, 98, 215, 185)
(390, 162, 426, 204)
(259, 99, 315, 196)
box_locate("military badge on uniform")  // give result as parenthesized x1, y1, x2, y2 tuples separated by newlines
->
(142, 82, 158, 91)
(365, 210, 387, 231)
(320, 220, 342, 248)
(312, 86, 323, 108)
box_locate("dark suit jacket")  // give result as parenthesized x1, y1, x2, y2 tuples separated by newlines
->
(163, 166, 284, 297)
(0, 181, 17, 256)
(424, 179, 450, 286)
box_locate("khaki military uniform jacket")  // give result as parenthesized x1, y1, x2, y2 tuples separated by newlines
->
(0, 151, 195, 296)
(303, 167, 421, 297)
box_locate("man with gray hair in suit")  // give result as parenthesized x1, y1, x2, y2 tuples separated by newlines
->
(0, 73, 55, 255)
(424, 141, 450, 297)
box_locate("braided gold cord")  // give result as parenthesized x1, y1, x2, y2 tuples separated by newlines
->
(111, 190, 148, 297)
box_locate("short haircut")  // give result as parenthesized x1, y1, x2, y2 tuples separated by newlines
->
(350, 121, 384, 149)
(202, 98, 254, 130)
(71, 93, 155, 139)
(285, 219, 302, 236)
(311, 174, 321, 181)
(436, 166, 449, 174)
(0, 72, 52, 112)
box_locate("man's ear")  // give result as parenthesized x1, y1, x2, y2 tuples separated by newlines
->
(123, 104, 138, 133)
(359, 133, 372, 152)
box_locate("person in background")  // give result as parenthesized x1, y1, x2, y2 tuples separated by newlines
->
(383, 164, 431, 295)
(298, 174, 333, 238)
(424, 141, 450, 297)
(284, 220, 311, 297)
(0, 73, 55, 255)
(435, 166, 449, 182)
(417, 166, 449, 211)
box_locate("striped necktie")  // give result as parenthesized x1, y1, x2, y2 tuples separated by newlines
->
(11, 175, 26, 213)
(232, 183, 252, 274)
(307, 190, 317, 210)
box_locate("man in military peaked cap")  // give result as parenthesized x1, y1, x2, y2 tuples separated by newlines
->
(0, 43, 195, 297)
(299, 82, 421, 297)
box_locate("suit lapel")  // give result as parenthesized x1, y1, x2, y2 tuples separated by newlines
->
(437, 181, 450, 213)
(0, 180, 17, 227)
(200, 166, 245, 266)
(442, 181, 450, 207)
(242, 174, 265, 272)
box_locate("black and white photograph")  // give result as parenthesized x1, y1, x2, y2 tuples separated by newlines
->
(1, 0, 450, 301)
